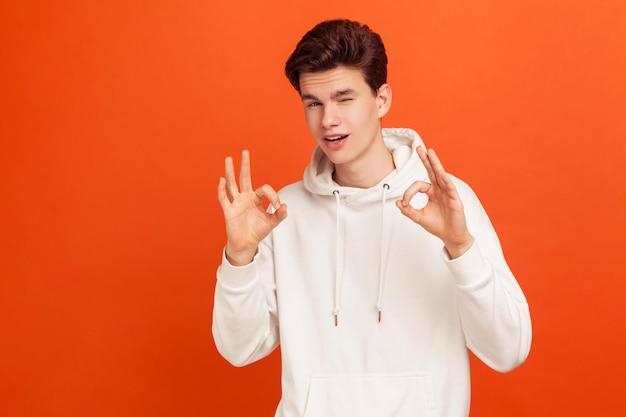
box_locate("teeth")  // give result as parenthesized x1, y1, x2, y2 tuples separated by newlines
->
(326, 135, 345, 141)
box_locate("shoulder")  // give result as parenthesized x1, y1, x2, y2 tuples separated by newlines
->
(278, 181, 316, 205)
(449, 174, 475, 199)
(448, 174, 494, 234)
(278, 180, 335, 214)
(449, 174, 488, 215)
(279, 180, 307, 197)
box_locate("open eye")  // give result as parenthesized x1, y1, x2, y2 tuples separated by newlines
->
(306, 101, 321, 108)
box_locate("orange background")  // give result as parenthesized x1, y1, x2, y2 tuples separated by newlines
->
(1, 1, 625, 416)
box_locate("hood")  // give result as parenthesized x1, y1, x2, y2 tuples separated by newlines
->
(303, 128, 428, 207)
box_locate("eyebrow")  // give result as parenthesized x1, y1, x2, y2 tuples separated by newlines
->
(301, 88, 357, 102)
(331, 88, 357, 99)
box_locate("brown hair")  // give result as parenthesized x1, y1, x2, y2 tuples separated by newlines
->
(285, 19, 388, 96)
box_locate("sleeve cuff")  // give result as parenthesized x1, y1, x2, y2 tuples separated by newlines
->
(441, 241, 492, 288)
(217, 248, 259, 290)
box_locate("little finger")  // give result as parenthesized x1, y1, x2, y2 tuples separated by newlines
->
(217, 177, 232, 210)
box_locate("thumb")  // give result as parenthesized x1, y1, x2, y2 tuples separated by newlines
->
(269, 203, 288, 227)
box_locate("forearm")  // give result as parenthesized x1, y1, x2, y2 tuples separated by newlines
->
(446, 239, 532, 372)
(212, 249, 279, 366)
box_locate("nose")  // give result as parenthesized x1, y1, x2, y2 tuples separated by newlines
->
(321, 104, 340, 129)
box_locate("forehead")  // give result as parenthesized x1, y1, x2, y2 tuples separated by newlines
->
(299, 66, 369, 96)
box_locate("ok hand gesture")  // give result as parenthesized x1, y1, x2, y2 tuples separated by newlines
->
(396, 147, 475, 259)
(217, 150, 288, 266)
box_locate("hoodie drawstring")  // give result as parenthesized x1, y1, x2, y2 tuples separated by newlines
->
(331, 185, 391, 326)
(332, 190, 342, 327)
(377, 184, 390, 323)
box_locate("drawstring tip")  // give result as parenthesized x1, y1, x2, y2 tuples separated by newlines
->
(378, 310, 382, 323)
(334, 314, 338, 327)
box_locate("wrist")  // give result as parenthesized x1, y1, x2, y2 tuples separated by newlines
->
(444, 236, 475, 260)
(225, 245, 258, 266)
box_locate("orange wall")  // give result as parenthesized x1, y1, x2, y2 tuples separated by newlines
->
(1, 1, 625, 416)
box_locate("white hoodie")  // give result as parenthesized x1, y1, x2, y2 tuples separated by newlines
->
(212, 128, 531, 417)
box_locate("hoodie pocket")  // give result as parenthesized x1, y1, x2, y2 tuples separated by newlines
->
(303, 373, 440, 417)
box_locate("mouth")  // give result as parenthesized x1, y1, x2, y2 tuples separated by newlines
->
(324, 134, 349, 142)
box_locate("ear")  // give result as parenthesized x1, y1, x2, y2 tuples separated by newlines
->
(376, 83, 392, 118)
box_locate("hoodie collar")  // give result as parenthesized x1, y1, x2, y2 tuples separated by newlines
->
(303, 128, 429, 207)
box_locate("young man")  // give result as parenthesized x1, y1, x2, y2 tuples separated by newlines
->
(214, 19, 531, 417)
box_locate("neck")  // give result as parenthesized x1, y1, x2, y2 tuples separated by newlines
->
(333, 146, 395, 188)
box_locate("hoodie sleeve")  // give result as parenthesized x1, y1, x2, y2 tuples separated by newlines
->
(211, 237, 280, 367)
(443, 180, 532, 373)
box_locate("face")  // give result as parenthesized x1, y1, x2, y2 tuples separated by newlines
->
(299, 66, 392, 172)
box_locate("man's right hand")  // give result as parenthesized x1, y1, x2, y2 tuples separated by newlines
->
(217, 150, 288, 266)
